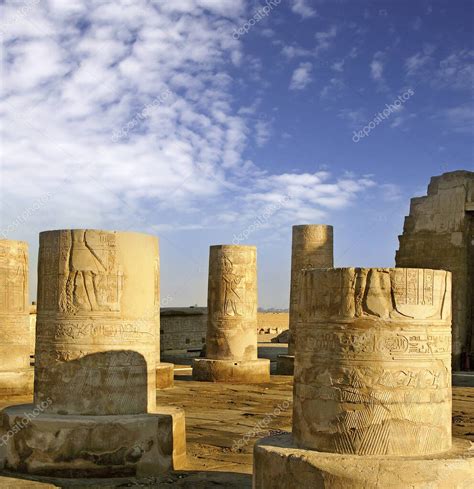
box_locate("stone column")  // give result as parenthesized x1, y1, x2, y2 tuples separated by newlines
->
(254, 268, 474, 488)
(0, 240, 33, 396)
(1, 230, 186, 477)
(153, 253, 174, 389)
(193, 245, 269, 382)
(277, 225, 333, 374)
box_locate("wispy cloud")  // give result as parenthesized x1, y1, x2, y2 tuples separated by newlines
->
(314, 25, 337, 55)
(370, 51, 385, 81)
(289, 62, 313, 90)
(291, 0, 317, 19)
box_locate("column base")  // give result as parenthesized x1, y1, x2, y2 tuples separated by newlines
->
(275, 355, 294, 375)
(254, 434, 474, 489)
(156, 362, 174, 389)
(0, 368, 34, 397)
(192, 358, 270, 383)
(0, 404, 186, 478)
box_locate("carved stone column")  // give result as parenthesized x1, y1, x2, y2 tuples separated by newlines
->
(277, 225, 333, 374)
(1, 230, 186, 477)
(0, 240, 33, 396)
(254, 268, 474, 488)
(193, 245, 269, 382)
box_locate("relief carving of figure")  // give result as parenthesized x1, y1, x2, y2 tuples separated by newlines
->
(222, 255, 242, 316)
(60, 230, 108, 313)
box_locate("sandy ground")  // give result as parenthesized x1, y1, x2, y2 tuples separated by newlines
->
(0, 345, 473, 488)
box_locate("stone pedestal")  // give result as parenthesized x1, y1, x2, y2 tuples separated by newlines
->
(254, 434, 474, 489)
(255, 268, 473, 488)
(192, 245, 269, 383)
(0, 230, 186, 477)
(0, 240, 33, 396)
(156, 362, 174, 389)
(276, 225, 333, 375)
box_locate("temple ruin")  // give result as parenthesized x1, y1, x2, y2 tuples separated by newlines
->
(277, 224, 334, 374)
(193, 245, 270, 382)
(0, 240, 33, 397)
(396, 170, 474, 369)
(254, 267, 474, 488)
(1, 229, 186, 477)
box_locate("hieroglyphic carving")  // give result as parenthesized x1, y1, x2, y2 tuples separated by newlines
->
(293, 267, 452, 457)
(298, 328, 451, 356)
(205, 245, 258, 361)
(298, 268, 450, 323)
(0, 241, 27, 313)
(58, 230, 123, 314)
(393, 268, 434, 306)
(288, 225, 333, 356)
(35, 229, 158, 416)
(222, 255, 243, 317)
(0, 240, 31, 394)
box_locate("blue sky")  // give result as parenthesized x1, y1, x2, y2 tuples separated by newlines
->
(1, 0, 473, 308)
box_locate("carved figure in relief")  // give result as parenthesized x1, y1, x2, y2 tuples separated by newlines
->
(60, 231, 106, 312)
(222, 255, 242, 316)
(0, 245, 27, 311)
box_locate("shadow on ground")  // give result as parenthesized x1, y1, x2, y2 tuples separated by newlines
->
(0, 470, 252, 488)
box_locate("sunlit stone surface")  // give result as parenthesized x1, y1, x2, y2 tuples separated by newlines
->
(0, 239, 33, 396)
(193, 245, 269, 382)
(277, 225, 334, 375)
(1, 230, 186, 477)
(254, 267, 474, 488)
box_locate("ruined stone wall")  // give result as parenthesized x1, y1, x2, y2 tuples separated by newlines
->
(396, 171, 474, 368)
(160, 307, 207, 353)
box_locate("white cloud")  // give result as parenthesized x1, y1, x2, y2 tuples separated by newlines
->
(281, 44, 312, 59)
(1, 0, 393, 301)
(405, 47, 473, 91)
(255, 120, 271, 147)
(291, 0, 317, 19)
(289, 62, 313, 90)
(314, 25, 337, 55)
(435, 50, 474, 90)
(370, 51, 385, 81)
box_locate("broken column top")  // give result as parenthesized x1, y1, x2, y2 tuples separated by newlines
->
(35, 229, 159, 415)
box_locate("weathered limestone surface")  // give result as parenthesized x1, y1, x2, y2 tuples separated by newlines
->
(254, 267, 474, 488)
(1, 230, 186, 477)
(254, 434, 474, 489)
(1, 404, 186, 478)
(160, 307, 207, 354)
(0, 240, 33, 396)
(193, 245, 269, 382)
(396, 171, 474, 369)
(277, 225, 333, 374)
(293, 267, 452, 455)
(34, 230, 158, 415)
